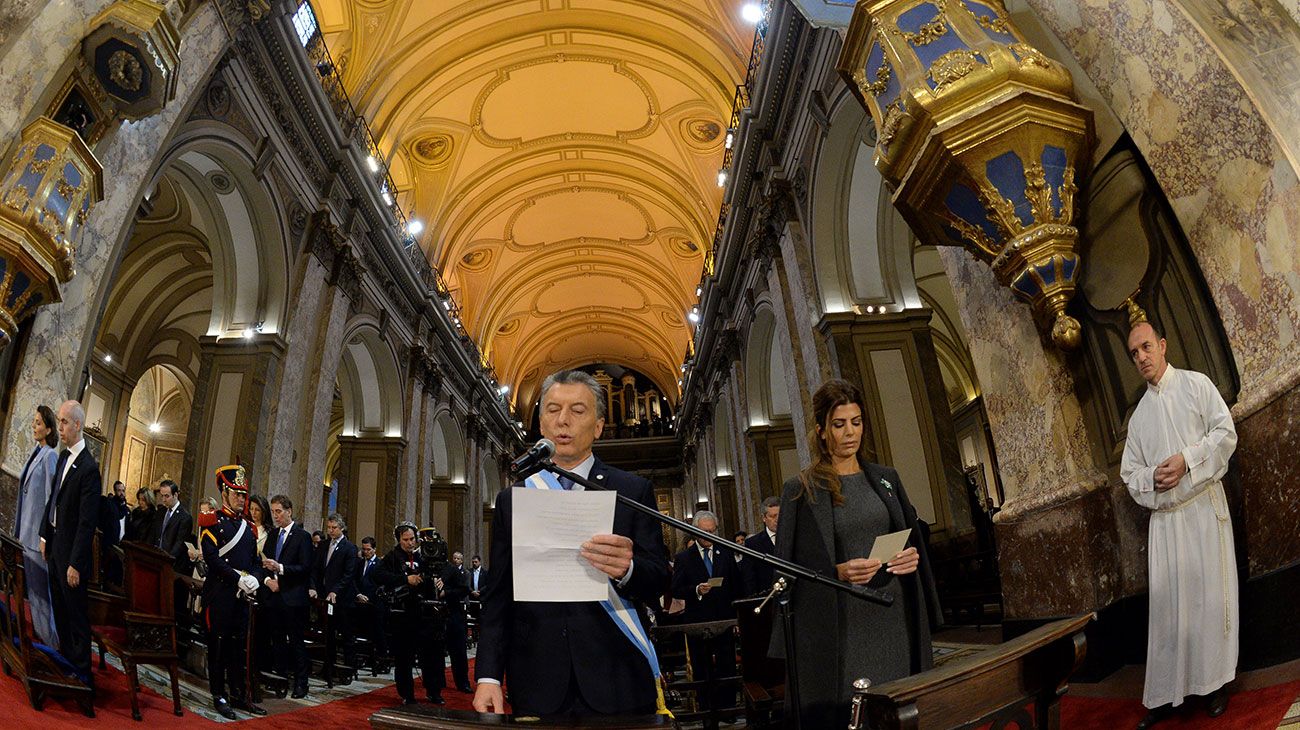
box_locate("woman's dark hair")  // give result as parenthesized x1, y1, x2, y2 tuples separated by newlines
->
(36, 405, 57, 448)
(797, 378, 870, 506)
(248, 494, 273, 532)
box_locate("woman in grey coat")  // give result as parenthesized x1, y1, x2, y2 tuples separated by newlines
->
(13, 405, 61, 646)
(771, 379, 941, 727)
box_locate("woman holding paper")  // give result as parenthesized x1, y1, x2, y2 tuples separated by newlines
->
(771, 378, 940, 727)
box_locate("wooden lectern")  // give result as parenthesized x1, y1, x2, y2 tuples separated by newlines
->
(369, 706, 677, 729)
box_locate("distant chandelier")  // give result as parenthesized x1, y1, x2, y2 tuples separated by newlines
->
(838, 0, 1095, 349)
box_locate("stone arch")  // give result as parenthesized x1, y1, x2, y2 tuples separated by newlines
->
(336, 320, 406, 438)
(744, 300, 791, 428)
(809, 86, 920, 315)
(430, 408, 468, 485)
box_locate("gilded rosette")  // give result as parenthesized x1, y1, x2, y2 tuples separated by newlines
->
(838, 0, 1095, 349)
(0, 117, 104, 346)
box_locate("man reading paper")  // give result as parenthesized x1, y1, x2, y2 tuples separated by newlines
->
(474, 370, 669, 717)
(1121, 322, 1238, 729)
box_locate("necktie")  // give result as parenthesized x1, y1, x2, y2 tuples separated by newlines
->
(159, 507, 172, 546)
(558, 475, 575, 490)
(46, 449, 70, 528)
(703, 547, 714, 577)
(327, 539, 337, 565)
(275, 529, 286, 560)
(363, 559, 372, 576)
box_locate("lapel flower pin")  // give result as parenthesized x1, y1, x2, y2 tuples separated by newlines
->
(880, 477, 893, 494)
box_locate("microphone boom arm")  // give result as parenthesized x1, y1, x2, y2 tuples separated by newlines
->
(536, 459, 893, 608)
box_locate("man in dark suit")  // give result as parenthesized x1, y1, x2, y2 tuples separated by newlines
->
(260, 494, 314, 698)
(98, 480, 129, 585)
(312, 513, 357, 682)
(353, 536, 388, 674)
(444, 551, 471, 692)
(152, 479, 193, 630)
(742, 496, 780, 596)
(468, 554, 487, 599)
(473, 370, 668, 717)
(672, 510, 741, 720)
(39, 400, 101, 685)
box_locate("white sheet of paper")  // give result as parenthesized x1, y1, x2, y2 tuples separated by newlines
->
(868, 528, 912, 564)
(512, 487, 618, 602)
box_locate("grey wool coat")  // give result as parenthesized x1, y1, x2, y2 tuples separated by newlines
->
(769, 461, 942, 726)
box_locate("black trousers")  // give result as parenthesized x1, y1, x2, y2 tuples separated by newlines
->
(352, 601, 388, 667)
(389, 613, 445, 701)
(206, 602, 250, 702)
(688, 632, 737, 719)
(269, 603, 309, 688)
(49, 555, 92, 681)
(444, 611, 469, 688)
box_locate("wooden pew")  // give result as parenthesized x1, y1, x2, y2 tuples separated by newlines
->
(0, 532, 95, 717)
(88, 541, 183, 721)
(733, 597, 784, 728)
(847, 613, 1092, 730)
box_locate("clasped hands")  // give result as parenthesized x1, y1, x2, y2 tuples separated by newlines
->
(836, 547, 920, 585)
(1153, 452, 1187, 491)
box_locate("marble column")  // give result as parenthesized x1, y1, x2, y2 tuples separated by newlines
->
(2, 3, 227, 475)
(937, 246, 1116, 619)
(180, 334, 286, 512)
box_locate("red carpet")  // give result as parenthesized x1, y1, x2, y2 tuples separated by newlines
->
(0, 659, 479, 729)
(1060, 679, 1300, 729)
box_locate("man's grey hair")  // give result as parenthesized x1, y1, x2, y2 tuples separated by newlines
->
(540, 370, 606, 420)
(61, 400, 85, 428)
(760, 496, 780, 513)
(692, 510, 719, 529)
(327, 513, 347, 532)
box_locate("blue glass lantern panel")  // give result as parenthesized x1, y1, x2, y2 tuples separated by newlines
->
(1041, 146, 1068, 217)
(14, 144, 56, 210)
(17, 292, 43, 321)
(963, 1, 1017, 45)
(1035, 261, 1056, 285)
(1012, 270, 1040, 298)
(896, 3, 971, 89)
(945, 183, 1001, 243)
(6, 270, 30, 310)
(0, 257, 7, 285)
(985, 151, 1033, 227)
(1061, 254, 1077, 282)
(865, 40, 902, 109)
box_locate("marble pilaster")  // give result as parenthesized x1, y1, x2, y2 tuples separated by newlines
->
(765, 235, 812, 467)
(295, 277, 351, 530)
(2, 2, 227, 474)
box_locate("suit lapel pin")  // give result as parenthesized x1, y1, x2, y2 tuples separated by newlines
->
(880, 477, 893, 494)
(595, 474, 604, 480)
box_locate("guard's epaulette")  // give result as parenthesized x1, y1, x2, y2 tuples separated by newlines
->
(201, 528, 217, 545)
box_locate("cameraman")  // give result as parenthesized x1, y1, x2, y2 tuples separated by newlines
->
(372, 522, 447, 705)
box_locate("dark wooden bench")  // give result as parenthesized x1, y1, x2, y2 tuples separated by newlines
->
(847, 613, 1092, 729)
(88, 541, 183, 720)
(0, 532, 95, 717)
(734, 596, 784, 728)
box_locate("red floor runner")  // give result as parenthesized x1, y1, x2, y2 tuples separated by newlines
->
(1060, 679, 1300, 730)
(1, 658, 478, 729)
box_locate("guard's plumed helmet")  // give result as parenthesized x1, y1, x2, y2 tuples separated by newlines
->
(215, 464, 249, 494)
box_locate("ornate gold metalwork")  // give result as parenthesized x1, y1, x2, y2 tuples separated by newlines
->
(1124, 295, 1149, 328)
(108, 50, 144, 91)
(838, 0, 1095, 350)
(0, 117, 104, 347)
(865, 60, 892, 96)
(82, 0, 180, 120)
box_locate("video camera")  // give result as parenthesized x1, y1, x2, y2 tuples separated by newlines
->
(376, 525, 450, 614)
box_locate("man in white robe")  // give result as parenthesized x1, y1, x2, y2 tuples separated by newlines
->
(1121, 322, 1238, 729)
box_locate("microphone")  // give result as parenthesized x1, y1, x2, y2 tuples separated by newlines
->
(510, 438, 555, 474)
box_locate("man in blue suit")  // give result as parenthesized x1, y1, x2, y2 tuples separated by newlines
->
(260, 494, 314, 698)
(473, 370, 668, 717)
(672, 511, 742, 719)
(741, 496, 780, 596)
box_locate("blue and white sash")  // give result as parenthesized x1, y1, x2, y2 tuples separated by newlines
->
(522, 470, 661, 680)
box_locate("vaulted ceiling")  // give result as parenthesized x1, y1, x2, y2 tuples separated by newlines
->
(312, 0, 753, 414)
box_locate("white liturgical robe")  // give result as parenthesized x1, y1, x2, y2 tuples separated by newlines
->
(1120, 365, 1238, 709)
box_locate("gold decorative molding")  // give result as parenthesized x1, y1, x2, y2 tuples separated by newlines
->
(0, 118, 104, 346)
(839, 0, 1095, 349)
(82, 0, 181, 120)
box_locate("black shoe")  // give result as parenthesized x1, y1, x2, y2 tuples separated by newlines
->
(1136, 705, 1172, 730)
(213, 698, 237, 721)
(1207, 689, 1230, 717)
(401, 697, 419, 706)
(426, 693, 444, 705)
(233, 700, 268, 716)
(291, 686, 308, 699)
(456, 684, 473, 693)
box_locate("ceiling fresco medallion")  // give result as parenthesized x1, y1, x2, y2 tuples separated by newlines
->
(410, 133, 454, 169)
(680, 116, 724, 152)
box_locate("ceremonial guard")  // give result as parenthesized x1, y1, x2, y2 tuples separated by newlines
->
(199, 465, 268, 719)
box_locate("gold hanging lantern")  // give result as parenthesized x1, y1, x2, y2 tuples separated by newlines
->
(838, 0, 1095, 348)
(0, 117, 104, 347)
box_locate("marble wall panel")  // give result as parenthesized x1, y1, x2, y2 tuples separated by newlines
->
(2, 2, 227, 475)
(936, 247, 1107, 516)
(1020, 0, 1300, 420)
(298, 286, 350, 530)
(1235, 380, 1300, 575)
(768, 236, 812, 467)
(266, 255, 330, 491)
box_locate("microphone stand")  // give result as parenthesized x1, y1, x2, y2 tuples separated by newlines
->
(534, 459, 895, 730)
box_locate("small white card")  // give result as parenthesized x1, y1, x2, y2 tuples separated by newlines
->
(706, 576, 725, 588)
(868, 528, 912, 564)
